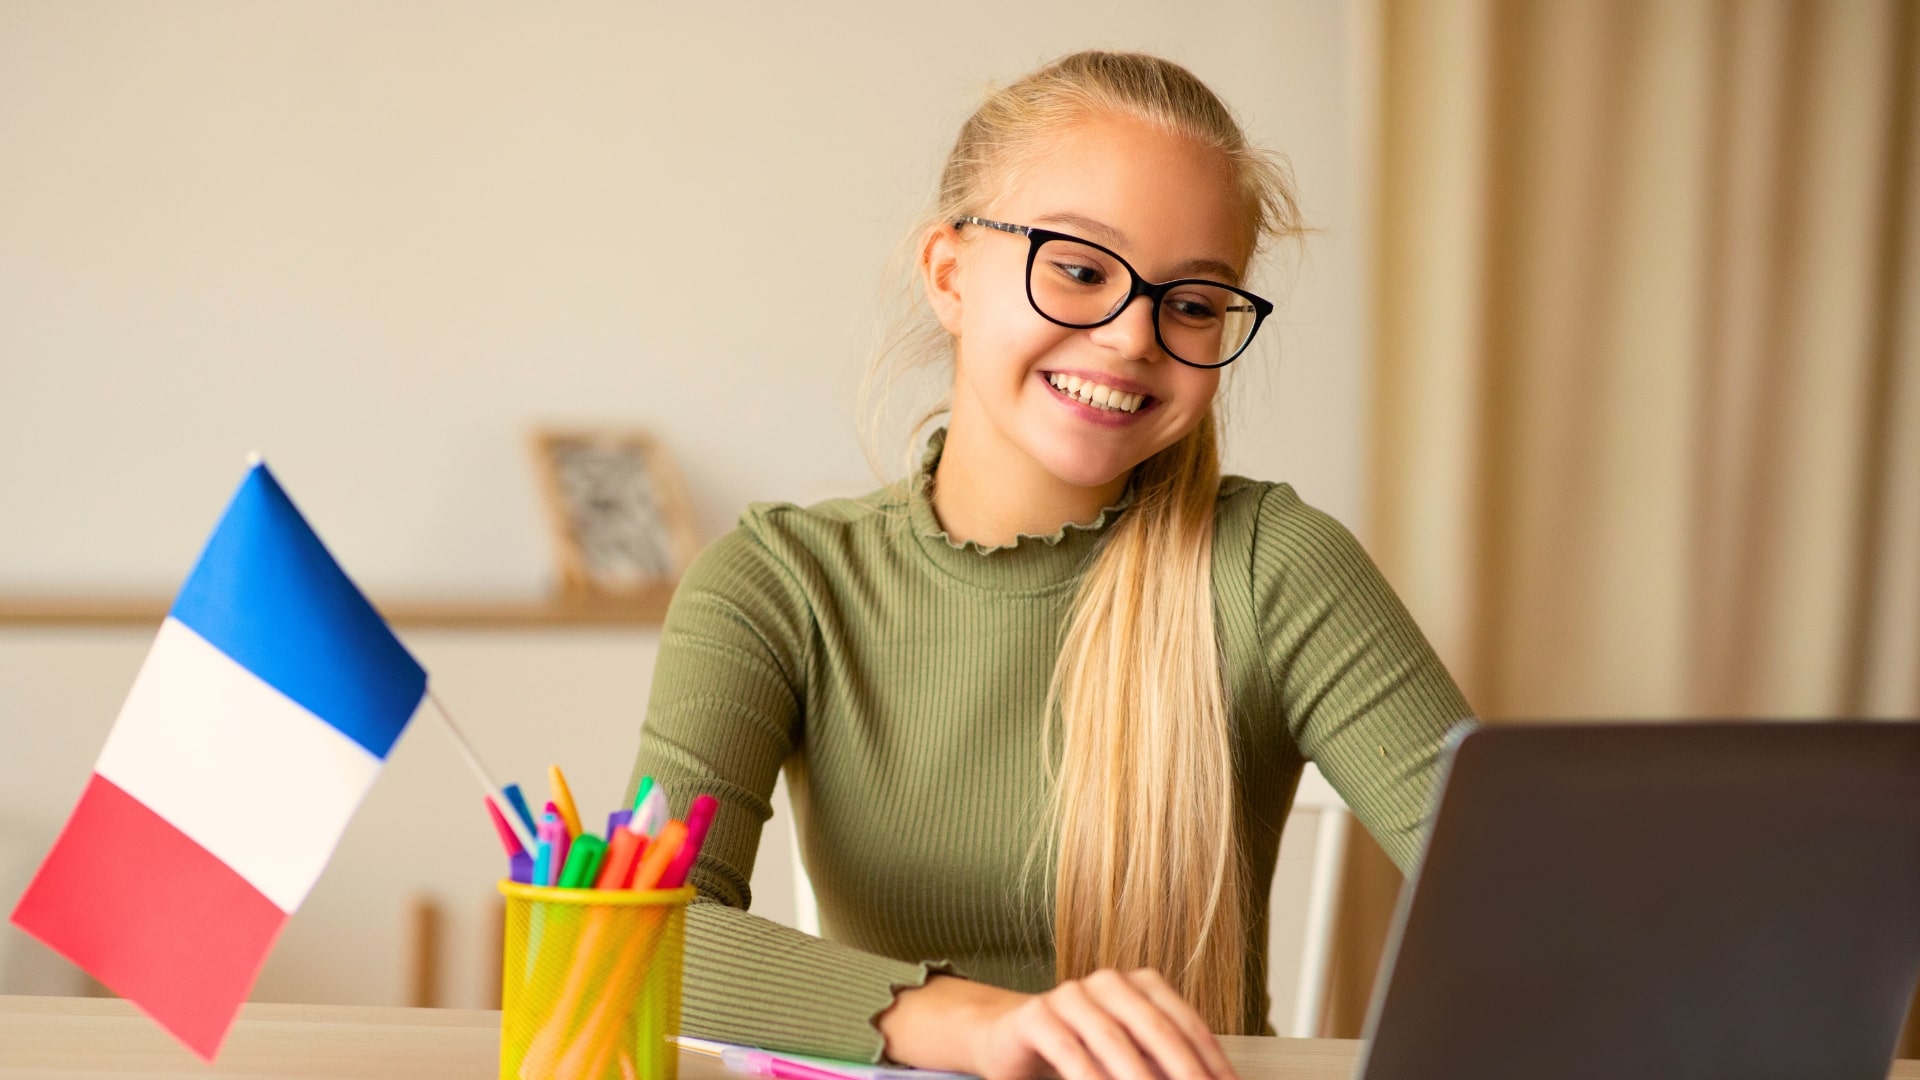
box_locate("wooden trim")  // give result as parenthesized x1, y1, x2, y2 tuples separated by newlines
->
(404, 894, 441, 1009)
(0, 586, 675, 629)
(528, 427, 596, 596)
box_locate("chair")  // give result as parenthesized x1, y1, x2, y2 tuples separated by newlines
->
(790, 822, 821, 938)
(776, 765, 1351, 1037)
(1285, 763, 1350, 1037)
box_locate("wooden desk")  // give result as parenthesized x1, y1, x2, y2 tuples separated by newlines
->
(1, 995, 1915, 1079)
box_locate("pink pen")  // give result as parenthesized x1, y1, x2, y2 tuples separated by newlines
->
(659, 794, 718, 889)
(541, 812, 569, 887)
(722, 1049, 849, 1080)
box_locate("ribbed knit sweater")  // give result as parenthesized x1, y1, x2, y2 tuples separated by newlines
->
(624, 427, 1473, 1062)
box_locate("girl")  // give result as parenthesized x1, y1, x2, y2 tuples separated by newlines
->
(628, 50, 1471, 1080)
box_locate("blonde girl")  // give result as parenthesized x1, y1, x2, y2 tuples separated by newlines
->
(628, 49, 1471, 1080)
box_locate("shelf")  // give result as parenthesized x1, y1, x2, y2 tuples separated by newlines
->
(0, 586, 675, 629)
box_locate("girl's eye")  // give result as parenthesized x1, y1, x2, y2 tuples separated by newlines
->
(1051, 261, 1107, 287)
(1168, 296, 1221, 322)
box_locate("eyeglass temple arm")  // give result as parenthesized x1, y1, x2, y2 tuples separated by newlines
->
(954, 216, 1027, 236)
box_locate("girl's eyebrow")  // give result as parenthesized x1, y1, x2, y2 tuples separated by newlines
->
(1032, 211, 1243, 285)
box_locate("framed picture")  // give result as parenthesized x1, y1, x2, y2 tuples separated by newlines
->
(528, 427, 701, 598)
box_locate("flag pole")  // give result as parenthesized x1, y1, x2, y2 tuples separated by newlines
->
(426, 688, 537, 853)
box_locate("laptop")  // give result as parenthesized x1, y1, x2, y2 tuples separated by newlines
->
(1354, 721, 1920, 1080)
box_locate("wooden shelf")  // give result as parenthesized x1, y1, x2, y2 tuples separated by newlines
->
(0, 586, 675, 629)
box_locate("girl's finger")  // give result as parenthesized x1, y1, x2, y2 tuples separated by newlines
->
(1122, 969, 1238, 1080)
(1079, 969, 1218, 1080)
(1015, 996, 1110, 1080)
(1044, 980, 1162, 1080)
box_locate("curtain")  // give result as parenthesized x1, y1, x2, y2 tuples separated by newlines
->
(1325, 0, 1920, 1047)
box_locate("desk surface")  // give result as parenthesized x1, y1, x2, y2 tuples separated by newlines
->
(1, 995, 1915, 1080)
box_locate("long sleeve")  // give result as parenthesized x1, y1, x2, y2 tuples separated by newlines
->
(626, 523, 955, 1063)
(1249, 484, 1476, 875)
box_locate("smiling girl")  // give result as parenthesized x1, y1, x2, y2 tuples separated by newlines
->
(627, 50, 1472, 1080)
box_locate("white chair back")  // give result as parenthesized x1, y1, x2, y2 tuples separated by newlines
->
(789, 822, 821, 937)
(1285, 763, 1350, 1037)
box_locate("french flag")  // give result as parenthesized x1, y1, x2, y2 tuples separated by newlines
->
(10, 461, 425, 1060)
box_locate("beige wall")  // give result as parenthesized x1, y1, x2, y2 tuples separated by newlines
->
(0, 0, 1373, 592)
(0, 1, 1372, 1023)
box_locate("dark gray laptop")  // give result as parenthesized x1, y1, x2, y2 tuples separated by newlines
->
(1356, 721, 1920, 1080)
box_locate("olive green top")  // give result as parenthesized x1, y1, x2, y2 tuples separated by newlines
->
(625, 427, 1473, 1062)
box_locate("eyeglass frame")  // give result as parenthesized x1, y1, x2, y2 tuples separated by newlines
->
(952, 215, 1274, 369)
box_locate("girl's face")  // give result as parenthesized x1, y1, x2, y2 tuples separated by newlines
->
(924, 112, 1252, 490)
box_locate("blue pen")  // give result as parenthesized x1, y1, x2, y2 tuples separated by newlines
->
(532, 834, 553, 887)
(502, 783, 538, 838)
(523, 826, 554, 982)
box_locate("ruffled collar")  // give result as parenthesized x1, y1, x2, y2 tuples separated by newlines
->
(904, 426, 1135, 593)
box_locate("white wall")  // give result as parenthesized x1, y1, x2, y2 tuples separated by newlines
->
(0, 0, 1373, 1026)
(0, 1, 1371, 593)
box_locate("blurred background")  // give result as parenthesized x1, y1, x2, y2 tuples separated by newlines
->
(0, 0, 1913, 1046)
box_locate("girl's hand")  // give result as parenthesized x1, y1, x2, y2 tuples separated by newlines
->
(878, 971, 1241, 1080)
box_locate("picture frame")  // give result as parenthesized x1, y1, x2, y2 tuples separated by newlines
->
(527, 427, 702, 598)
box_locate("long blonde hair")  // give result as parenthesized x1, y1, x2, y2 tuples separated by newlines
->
(860, 51, 1303, 1033)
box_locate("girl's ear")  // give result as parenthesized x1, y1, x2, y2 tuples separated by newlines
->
(920, 222, 966, 336)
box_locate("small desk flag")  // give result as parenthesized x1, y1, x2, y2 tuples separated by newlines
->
(9, 461, 426, 1060)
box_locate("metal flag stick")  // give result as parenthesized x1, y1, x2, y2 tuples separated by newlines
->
(426, 688, 537, 853)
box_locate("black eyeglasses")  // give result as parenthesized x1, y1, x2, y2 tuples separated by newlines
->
(954, 215, 1273, 369)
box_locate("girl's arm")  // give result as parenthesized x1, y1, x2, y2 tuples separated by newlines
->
(1248, 483, 1476, 875)
(630, 523, 956, 1062)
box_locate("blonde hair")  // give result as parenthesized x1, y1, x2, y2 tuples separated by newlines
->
(860, 51, 1304, 1033)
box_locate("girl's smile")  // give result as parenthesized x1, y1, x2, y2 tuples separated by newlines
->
(1038, 369, 1160, 425)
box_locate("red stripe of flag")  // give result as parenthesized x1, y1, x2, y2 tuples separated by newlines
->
(9, 774, 288, 1060)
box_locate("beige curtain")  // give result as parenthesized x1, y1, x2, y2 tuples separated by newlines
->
(1324, 0, 1920, 1045)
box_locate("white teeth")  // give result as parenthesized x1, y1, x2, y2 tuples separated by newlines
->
(1047, 373, 1147, 414)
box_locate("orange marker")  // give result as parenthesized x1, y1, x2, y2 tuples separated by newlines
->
(595, 825, 646, 890)
(629, 820, 687, 891)
(547, 764, 583, 839)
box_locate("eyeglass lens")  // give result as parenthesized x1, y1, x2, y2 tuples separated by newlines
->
(1030, 236, 1258, 366)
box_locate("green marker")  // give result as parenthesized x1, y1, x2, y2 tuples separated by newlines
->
(630, 775, 655, 814)
(556, 834, 606, 889)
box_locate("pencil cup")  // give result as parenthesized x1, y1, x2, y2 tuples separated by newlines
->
(498, 880, 695, 1080)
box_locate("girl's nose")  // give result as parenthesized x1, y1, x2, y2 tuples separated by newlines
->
(1088, 294, 1161, 361)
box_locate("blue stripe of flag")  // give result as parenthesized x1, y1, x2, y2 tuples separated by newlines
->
(169, 463, 425, 759)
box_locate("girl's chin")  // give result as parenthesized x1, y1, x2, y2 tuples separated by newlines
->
(1028, 440, 1148, 491)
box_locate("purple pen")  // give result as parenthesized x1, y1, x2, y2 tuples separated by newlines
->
(607, 809, 633, 842)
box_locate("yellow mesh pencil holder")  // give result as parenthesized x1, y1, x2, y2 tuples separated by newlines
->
(499, 881, 695, 1080)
